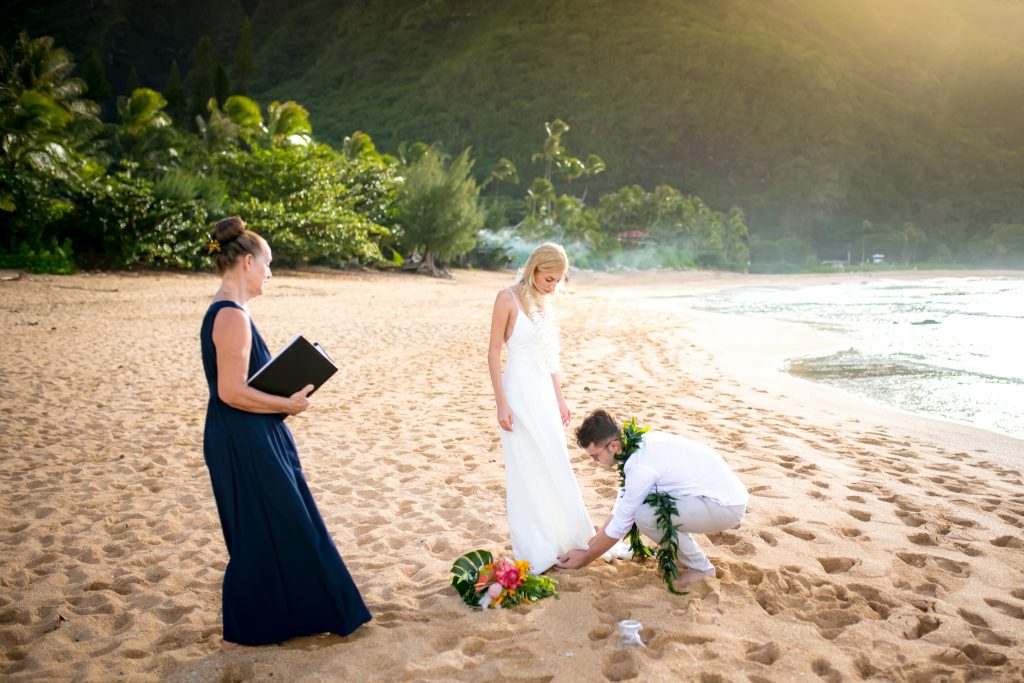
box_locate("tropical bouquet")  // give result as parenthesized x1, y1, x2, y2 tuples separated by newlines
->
(450, 550, 558, 609)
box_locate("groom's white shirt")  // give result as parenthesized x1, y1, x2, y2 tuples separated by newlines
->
(605, 431, 750, 539)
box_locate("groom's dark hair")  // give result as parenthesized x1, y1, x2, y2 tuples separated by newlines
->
(576, 409, 620, 448)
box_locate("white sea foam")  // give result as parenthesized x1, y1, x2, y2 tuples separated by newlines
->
(694, 276, 1024, 439)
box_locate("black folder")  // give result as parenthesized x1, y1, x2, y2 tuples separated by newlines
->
(247, 335, 338, 397)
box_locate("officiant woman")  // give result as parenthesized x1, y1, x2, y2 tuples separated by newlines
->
(198, 216, 371, 646)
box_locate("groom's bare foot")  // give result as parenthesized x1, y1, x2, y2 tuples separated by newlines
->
(676, 566, 716, 585)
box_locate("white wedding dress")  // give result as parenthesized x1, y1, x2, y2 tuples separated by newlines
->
(499, 292, 594, 573)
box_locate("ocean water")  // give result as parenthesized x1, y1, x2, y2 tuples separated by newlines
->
(694, 276, 1024, 440)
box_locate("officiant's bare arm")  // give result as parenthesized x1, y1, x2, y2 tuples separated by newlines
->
(488, 290, 516, 431)
(212, 307, 312, 416)
(556, 529, 619, 570)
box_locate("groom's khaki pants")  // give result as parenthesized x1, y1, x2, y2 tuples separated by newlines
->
(634, 496, 746, 573)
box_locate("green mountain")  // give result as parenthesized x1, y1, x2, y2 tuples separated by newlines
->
(6, 0, 1024, 256)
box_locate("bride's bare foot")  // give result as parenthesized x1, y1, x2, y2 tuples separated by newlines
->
(219, 640, 240, 652)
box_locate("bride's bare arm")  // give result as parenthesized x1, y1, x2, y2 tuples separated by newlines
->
(550, 372, 571, 426)
(488, 290, 515, 431)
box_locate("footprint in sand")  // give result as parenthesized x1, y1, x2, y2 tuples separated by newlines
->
(934, 644, 1008, 667)
(724, 562, 765, 587)
(958, 607, 989, 628)
(602, 649, 639, 681)
(706, 531, 756, 556)
(847, 509, 871, 522)
(817, 557, 858, 574)
(907, 532, 939, 547)
(996, 513, 1023, 528)
(899, 613, 940, 640)
(972, 627, 1015, 647)
(782, 526, 816, 541)
(953, 542, 983, 558)
(811, 658, 842, 682)
(895, 553, 971, 578)
(744, 640, 780, 665)
(895, 509, 927, 527)
(879, 494, 921, 512)
(983, 598, 1024, 620)
(989, 535, 1024, 549)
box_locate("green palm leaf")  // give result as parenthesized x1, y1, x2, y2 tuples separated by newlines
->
(450, 549, 492, 583)
(450, 549, 492, 605)
(223, 95, 263, 130)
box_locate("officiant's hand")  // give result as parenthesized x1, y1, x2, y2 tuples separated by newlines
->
(557, 398, 571, 427)
(286, 384, 314, 415)
(555, 549, 588, 570)
(497, 401, 514, 431)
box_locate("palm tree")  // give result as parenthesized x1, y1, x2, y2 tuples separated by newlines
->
(580, 153, 606, 203)
(859, 219, 872, 264)
(222, 94, 263, 147)
(526, 177, 555, 219)
(0, 33, 99, 168)
(117, 88, 171, 136)
(901, 222, 927, 264)
(195, 98, 240, 153)
(114, 87, 173, 168)
(0, 33, 99, 247)
(531, 118, 569, 182)
(555, 154, 585, 195)
(266, 100, 311, 147)
(484, 157, 518, 198)
(342, 131, 382, 162)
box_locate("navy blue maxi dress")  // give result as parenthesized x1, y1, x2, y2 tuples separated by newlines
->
(200, 300, 371, 645)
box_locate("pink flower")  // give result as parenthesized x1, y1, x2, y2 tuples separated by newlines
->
(494, 558, 523, 590)
(486, 583, 503, 599)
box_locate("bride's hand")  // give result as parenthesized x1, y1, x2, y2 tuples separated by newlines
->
(557, 398, 571, 427)
(497, 401, 514, 431)
(555, 549, 587, 570)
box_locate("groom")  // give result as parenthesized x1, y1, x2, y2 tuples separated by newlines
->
(555, 409, 749, 584)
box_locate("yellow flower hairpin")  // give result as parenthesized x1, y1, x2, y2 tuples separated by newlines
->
(207, 240, 221, 254)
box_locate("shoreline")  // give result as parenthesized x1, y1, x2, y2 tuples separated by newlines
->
(580, 269, 1024, 456)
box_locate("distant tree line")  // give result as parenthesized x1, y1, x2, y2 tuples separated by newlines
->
(1, 33, 754, 276)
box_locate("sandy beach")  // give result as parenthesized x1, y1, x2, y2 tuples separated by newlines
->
(1, 267, 1022, 682)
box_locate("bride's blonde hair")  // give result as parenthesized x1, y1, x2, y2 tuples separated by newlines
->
(516, 242, 568, 314)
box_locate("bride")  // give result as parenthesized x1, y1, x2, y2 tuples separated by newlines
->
(486, 243, 595, 573)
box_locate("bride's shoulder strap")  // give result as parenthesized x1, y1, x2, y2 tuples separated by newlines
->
(505, 286, 525, 312)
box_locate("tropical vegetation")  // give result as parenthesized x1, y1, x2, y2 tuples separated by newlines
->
(3, 0, 1024, 273)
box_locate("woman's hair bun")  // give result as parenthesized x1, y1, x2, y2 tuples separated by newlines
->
(206, 216, 263, 274)
(210, 216, 246, 244)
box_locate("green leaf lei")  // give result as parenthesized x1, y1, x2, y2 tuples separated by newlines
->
(615, 418, 686, 595)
